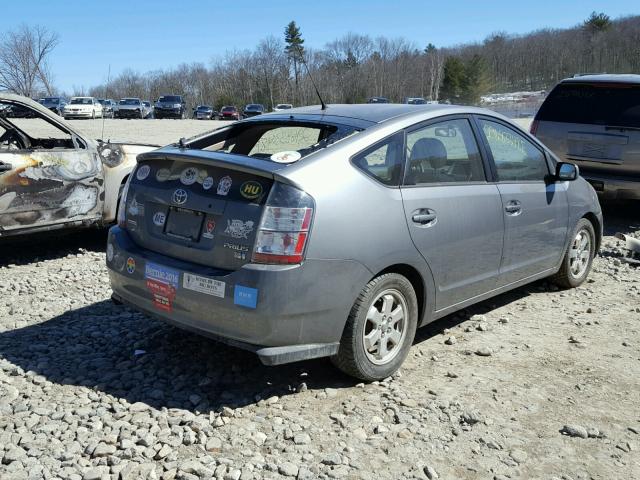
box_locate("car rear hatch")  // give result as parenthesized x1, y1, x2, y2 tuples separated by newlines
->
(122, 148, 284, 271)
(534, 81, 640, 179)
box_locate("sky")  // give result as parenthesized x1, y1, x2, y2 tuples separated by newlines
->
(4, 0, 638, 93)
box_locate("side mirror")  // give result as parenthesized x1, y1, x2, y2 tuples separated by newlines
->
(556, 162, 579, 181)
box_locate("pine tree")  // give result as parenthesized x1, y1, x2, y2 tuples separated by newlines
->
(284, 21, 304, 105)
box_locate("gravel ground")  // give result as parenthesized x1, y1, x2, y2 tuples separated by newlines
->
(0, 119, 639, 480)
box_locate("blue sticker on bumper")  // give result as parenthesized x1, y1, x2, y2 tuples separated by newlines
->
(234, 285, 258, 309)
(144, 262, 180, 288)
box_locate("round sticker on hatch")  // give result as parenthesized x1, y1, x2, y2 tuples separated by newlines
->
(156, 168, 171, 182)
(180, 167, 198, 185)
(136, 165, 150, 180)
(153, 211, 166, 227)
(270, 151, 301, 163)
(202, 176, 214, 190)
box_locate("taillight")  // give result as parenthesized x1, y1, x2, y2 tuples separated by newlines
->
(530, 119, 539, 135)
(117, 174, 132, 228)
(252, 183, 314, 265)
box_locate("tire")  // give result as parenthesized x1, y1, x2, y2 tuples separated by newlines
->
(331, 273, 418, 381)
(550, 218, 596, 289)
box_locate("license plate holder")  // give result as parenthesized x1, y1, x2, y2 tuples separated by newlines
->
(165, 207, 204, 241)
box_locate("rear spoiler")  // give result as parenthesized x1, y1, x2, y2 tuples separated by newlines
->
(137, 147, 292, 181)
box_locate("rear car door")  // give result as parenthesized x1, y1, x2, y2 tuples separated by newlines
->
(0, 102, 102, 234)
(476, 116, 569, 286)
(533, 81, 640, 197)
(398, 116, 504, 310)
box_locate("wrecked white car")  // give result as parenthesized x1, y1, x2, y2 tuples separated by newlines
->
(0, 93, 157, 237)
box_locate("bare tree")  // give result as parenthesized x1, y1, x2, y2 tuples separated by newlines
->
(0, 24, 59, 96)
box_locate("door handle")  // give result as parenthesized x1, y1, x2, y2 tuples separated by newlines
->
(411, 209, 437, 225)
(504, 200, 522, 215)
(0, 162, 12, 173)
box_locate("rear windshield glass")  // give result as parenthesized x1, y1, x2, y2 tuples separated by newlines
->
(537, 83, 640, 128)
(185, 121, 360, 162)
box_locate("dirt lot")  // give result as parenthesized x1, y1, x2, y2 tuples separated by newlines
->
(0, 119, 638, 480)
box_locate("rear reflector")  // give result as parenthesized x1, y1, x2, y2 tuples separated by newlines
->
(252, 184, 314, 265)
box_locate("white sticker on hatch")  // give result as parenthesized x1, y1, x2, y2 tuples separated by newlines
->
(270, 150, 301, 163)
(217, 175, 232, 195)
(202, 176, 214, 190)
(183, 273, 225, 298)
(136, 165, 150, 180)
(156, 168, 171, 182)
(153, 211, 166, 227)
(224, 219, 254, 239)
(180, 167, 198, 185)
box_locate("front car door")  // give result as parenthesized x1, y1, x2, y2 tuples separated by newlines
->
(0, 99, 103, 235)
(475, 116, 569, 286)
(399, 116, 504, 310)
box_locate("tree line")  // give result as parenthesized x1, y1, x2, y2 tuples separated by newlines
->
(1, 13, 639, 110)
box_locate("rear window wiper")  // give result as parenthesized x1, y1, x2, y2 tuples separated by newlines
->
(605, 125, 640, 132)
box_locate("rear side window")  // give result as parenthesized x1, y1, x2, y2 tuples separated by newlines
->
(479, 119, 549, 182)
(352, 132, 404, 186)
(405, 118, 485, 185)
(537, 83, 640, 128)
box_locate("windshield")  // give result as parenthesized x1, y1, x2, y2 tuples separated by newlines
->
(246, 104, 262, 111)
(276, 104, 292, 109)
(185, 120, 361, 163)
(537, 82, 640, 128)
(197, 105, 211, 110)
(120, 99, 141, 105)
(143, 102, 150, 106)
(408, 98, 426, 104)
(40, 97, 60, 104)
(158, 96, 181, 103)
(222, 106, 236, 112)
(70, 98, 93, 105)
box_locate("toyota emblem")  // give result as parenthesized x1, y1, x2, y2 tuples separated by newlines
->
(172, 189, 188, 205)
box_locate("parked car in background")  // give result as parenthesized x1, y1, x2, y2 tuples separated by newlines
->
(243, 104, 265, 118)
(106, 103, 601, 381)
(532, 74, 640, 200)
(367, 96, 390, 104)
(63, 97, 103, 119)
(193, 105, 216, 120)
(273, 103, 293, 112)
(98, 99, 117, 118)
(142, 101, 153, 119)
(115, 98, 146, 119)
(39, 97, 68, 116)
(154, 95, 186, 119)
(0, 93, 157, 238)
(219, 105, 240, 120)
(403, 97, 427, 105)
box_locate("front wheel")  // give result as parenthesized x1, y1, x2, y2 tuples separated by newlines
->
(550, 218, 596, 289)
(332, 273, 418, 381)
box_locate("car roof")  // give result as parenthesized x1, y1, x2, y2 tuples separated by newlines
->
(561, 74, 640, 84)
(272, 103, 485, 125)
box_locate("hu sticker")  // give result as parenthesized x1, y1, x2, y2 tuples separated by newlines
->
(180, 167, 198, 185)
(203, 219, 215, 239)
(224, 219, 254, 239)
(153, 211, 166, 227)
(240, 181, 263, 200)
(136, 165, 150, 180)
(217, 176, 232, 196)
(202, 176, 214, 190)
(156, 168, 171, 182)
(126, 257, 136, 274)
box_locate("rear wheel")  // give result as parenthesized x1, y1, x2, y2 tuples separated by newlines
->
(550, 218, 596, 289)
(332, 273, 418, 381)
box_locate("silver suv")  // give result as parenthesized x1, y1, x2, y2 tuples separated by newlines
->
(532, 74, 640, 200)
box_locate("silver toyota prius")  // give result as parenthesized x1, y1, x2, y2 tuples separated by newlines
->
(107, 104, 603, 380)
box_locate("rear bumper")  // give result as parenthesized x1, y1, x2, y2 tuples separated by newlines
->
(581, 171, 640, 200)
(106, 227, 371, 364)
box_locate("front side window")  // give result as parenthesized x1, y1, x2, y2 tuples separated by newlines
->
(405, 118, 485, 185)
(352, 132, 404, 186)
(479, 119, 549, 182)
